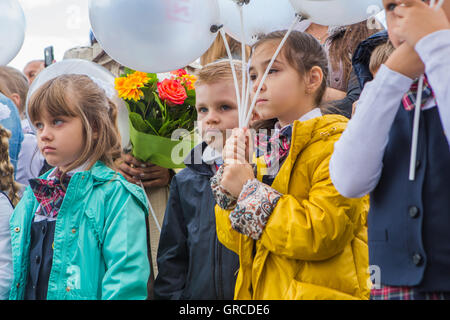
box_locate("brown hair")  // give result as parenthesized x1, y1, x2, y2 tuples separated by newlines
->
(369, 40, 395, 76)
(28, 74, 122, 176)
(327, 21, 382, 91)
(0, 125, 20, 206)
(0, 66, 29, 116)
(200, 33, 251, 66)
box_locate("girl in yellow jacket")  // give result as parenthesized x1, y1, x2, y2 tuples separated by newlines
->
(210, 30, 370, 300)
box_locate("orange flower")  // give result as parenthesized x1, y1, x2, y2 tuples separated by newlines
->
(115, 76, 144, 102)
(130, 71, 151, 85)
(180, 74, 197, 90)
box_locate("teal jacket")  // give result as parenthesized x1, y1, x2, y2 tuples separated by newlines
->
(9, 161, 150, 300)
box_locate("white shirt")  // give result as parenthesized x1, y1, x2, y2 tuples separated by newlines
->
(329, 30, 450, 198)
(0, 193, 13, 300)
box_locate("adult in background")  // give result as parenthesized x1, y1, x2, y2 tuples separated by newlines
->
(23, 60, 45, 85)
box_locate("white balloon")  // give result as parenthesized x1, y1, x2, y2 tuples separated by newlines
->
(289, 0, 383, 26)
(0, 0, 26, 65)
(26, 59, 130, 149)
(88, 0, 221, 73)
(219, 0, 297, 45)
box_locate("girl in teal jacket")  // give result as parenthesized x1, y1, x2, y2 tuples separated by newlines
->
(9, 74, 150, 300)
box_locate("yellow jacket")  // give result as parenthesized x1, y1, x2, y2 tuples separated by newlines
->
(215, 115, 370, 300)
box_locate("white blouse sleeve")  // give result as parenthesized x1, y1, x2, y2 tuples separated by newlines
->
(329, 64, 413, 198)
(415, 29, 450, 147)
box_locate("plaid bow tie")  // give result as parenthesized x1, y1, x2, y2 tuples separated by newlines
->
(255, 125, 292, 169)
(402, 74, 435, 111)
(29, 170, 71, 218)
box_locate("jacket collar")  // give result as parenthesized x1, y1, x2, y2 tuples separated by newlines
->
(184, 142, 215, 177)
(270, 114, 348, 194)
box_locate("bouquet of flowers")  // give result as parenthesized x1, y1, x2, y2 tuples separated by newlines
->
(115, 68, 198, 168)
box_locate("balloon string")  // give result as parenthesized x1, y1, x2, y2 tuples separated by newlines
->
(434, 0, 444, 9)
(138, 180, 161, 233)
(219, 28, 242, 115)
(409, 0, 443, 181)
(239, 5, 247, 127)
(243, 16, 299, 127)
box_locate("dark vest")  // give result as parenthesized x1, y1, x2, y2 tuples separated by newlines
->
(24, 219, 56, 300)
(368, 105, 450, 291)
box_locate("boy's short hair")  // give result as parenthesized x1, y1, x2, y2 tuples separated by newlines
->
(195, 59, 244, 87)
(369, 41, 395, 76)
(0, 66, 29, 114)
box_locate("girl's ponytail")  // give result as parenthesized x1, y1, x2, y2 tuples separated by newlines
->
(0, 125, 20, 206)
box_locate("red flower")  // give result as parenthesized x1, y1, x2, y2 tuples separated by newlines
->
(170, 69, 187, 78)
(157, 79, 187, 106)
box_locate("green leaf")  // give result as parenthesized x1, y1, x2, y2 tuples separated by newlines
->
(123, 67, 135, 76)
(129, 112, 150, 133)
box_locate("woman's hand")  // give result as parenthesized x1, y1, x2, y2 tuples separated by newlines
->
(117, 153, 171, 188)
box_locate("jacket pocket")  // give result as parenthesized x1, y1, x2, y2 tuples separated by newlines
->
(283, 280, 361, 300)
(82, 209, 103, 249)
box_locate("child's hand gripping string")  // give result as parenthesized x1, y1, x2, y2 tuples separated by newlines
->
(221, 128, 255, 198)
(393, 0, 450, 47)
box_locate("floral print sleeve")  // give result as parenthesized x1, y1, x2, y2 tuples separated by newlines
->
(210, 165, 237, 210)
(229, 179, 282, 240)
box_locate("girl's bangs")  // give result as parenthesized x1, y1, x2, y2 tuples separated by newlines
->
(28, 78, 79, 124)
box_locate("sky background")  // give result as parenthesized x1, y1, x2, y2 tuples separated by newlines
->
(9, 0, 91, 71)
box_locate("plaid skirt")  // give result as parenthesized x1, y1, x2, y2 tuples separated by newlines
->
(371, 285, 450, 300)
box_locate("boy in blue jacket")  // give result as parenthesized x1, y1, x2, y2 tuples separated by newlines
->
(154, 60, 242, 299)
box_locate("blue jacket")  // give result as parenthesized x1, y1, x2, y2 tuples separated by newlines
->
(9, 161, 150, 299)
(352, 30, 389, 90)
(154, 143, 239, 300)
(0, 93, 23, 174)
(353, 31, 450, 291)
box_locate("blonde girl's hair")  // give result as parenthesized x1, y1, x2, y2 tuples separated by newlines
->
(0, 125, 20, 206)
(196, 59, 244, 87)
(369, 40, 395, 76)
(28, 74, 122, 176)
(0, 66, 29, 116)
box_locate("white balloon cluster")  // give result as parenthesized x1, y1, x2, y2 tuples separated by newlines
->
(0, 0, 26, 66)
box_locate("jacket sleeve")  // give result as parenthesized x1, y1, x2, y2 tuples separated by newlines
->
(101, 188, 150, 300)
(259, 154, 368, 261)
(154, 177, 189, 300)
(215, 205, 242, 255)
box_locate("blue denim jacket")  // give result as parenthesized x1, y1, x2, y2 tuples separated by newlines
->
(0, 93, 24, 175)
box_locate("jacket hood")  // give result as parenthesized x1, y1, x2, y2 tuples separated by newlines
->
(352, 30, 389, 90)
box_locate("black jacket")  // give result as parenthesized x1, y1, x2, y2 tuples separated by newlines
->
(154, 143, 239, 300)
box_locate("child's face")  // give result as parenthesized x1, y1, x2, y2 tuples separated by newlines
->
(384, 0, 407, 47)
(195, 81, 239, 150)
(383, 0, 450, 48)
(249, 41, 309, 125)
(34, 111, 85, 172)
